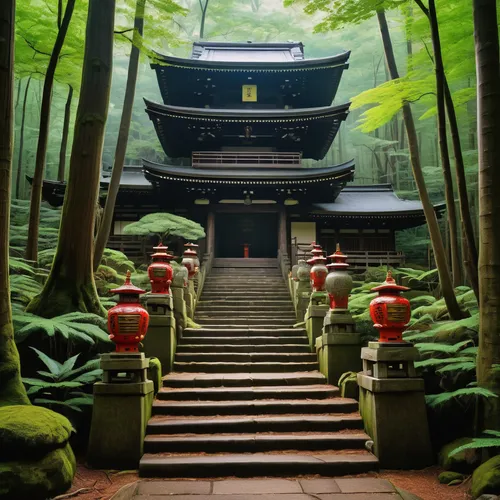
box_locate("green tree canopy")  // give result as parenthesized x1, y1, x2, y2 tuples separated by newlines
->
(123, 212, 206, 243)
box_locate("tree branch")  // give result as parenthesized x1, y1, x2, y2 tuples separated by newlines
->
(413, 0, 430, 18)
(406, 91, 436, 104)
(114, 28, 134, 35)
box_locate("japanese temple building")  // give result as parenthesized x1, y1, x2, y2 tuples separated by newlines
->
(39, 41, 444, 266)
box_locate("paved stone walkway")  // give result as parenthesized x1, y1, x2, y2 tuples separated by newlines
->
(113, 478, 420, 500)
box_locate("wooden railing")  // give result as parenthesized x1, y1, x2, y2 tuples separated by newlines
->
(192, 151, 302, 168)
(290, 240, 405, 269)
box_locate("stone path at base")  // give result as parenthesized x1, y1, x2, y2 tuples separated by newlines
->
(140, 259, 378, 477)
(116, 478, 420, 500)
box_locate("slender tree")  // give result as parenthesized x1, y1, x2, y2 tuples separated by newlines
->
(474, 0, 500, 430)
(25, 0, 76, 262)
(0, 0, 30, 405)
(57, 84, 73, 182)
(199, 0, 209, 39)
(377, 9, 463, 319)
(27, 0, 116, 318)
(94, 0, 146, 271)
(15, 76, 31, 199)
(414, 0, 479, 297)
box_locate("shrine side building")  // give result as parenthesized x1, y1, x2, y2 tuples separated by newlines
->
(40, 41, 444, 266)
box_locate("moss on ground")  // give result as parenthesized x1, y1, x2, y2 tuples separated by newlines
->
(439, 437, 481, 473)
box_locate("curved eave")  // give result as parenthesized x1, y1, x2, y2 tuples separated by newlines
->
(144, 100, 351, 122)
(142, 158, 355, 185)
(150, 50, 351, 72)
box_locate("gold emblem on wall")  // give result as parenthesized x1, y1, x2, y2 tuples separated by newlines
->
(242, 84, 257, 102)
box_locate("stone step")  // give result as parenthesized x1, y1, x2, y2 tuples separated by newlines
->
(139, 452, 378, 478)
(147, 413, 362, 434)
(205, 279, 286, 284)
(213, 258, 278, 266)
(152, 397, 357, 416)
(197, 300, 294, 307)
(211, 270, 282, 275)
(196, 305, 295, 312)
(174, 352, 317, 363)
(172, 361, 319, 373)
(195, 318, 296, 326)
(195, 311, 297, 318)
(176, 344, 311, 353)
(156, 385, 337, 401)
(162, 372, 327, 388)
(144, 432, 370, 454)
(182, 328, 306, 337)
(178, 336, 309, 346)
(201, 291, 290, 297)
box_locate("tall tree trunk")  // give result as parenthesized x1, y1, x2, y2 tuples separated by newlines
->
(25, 0, 76, 262)
(0, 0, 30, 405)
(94, 0, 145, 271)
(15, 76, 31, 199)
(474, 0, 500, 430)
(27, 0, 115, 318)
(199, 0, 209, 39)
(416, 0, 479, 297)
(377, 9, 463, 319)
(57, 84, 73, 182)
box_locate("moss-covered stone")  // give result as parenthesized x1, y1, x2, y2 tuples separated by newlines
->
(471, 455, 500, 498)
(148, 357, 162, 395)
(439, 437, 481, 473)
(186, 317, 201, 329)
(101, 249, 136, 275)
(0, 406, 73, 461)
(0, 442, 76, 500)
(438, 471, 465, 484)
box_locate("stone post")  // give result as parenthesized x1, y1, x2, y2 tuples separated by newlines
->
(87, 353, 154, 469)
(171, 266, 188, 340)
(142, 293, 176, 375)
(316, 245, 362, 384)
(294, 260, 311, 323)
(357, 342, 433, 469)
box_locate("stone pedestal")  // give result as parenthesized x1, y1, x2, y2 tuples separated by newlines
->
(87, 353, 154, 469)
(172, 267, 188, 339)
(295, 281, 311, 323)
(305, 303, 328, 350)
(185, 280, 195, 319)
(143, 294, 176, 375)
(357, 343, 433, 469)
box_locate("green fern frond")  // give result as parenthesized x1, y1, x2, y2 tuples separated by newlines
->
(436, 361, 476, 374)
(416, 339, 472, 354)
(449, 435, 500, 457)
(416, 356, 473, 369)
(426, 387, 498, 408)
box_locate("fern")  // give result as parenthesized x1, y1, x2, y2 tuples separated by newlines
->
(416, 339, 472, 354)
(449, 431, 500, 457)
(415, 356, 473, 369)
(436, 361, 476, 374)
(13, 312, 111, 346)
(426, 387, 498, 408)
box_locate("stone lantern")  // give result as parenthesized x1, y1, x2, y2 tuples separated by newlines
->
(108, 271, 149, 353)
(148, 243, 175, 295)
(182, 245, 198, 279)
(369, 270, 411, 344)
(325, 244, 353, 311)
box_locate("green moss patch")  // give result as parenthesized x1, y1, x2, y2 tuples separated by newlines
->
(438, 471, 464, 484)
(439, 437, 481, 473)
(148, 357, 162, 395)
(0, 406, 73, 461)
(471, 455, 500, 498)
(0, 442, 75, 500)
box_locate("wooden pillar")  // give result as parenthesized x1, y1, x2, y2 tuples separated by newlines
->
(206, 211, 215, 254)
(278, 208, 287, 255)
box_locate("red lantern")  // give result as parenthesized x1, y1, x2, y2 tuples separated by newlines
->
(182, 243, 199, 278)
(325, 244, 353, 310)
(108, 271, 149, 352)
(307, 249, 328, 293)
(369, 270, 411, 343)
(148, 243, 175, 295)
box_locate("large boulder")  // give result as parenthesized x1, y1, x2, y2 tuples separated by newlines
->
(472, 455, 500, 499)
(0, 406, 76, 500)
(439, 437, 482, 473)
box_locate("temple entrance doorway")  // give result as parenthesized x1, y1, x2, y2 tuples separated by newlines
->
(215, 212, 278, 258)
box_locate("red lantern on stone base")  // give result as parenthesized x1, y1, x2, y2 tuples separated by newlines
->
(307, 244, 328, 293)
(108, 271, 149, 353)
(369, 271, 411, 344)
(148, 243, 175, 295)
(182, 243, 199, 278)
(325, 244, 353, 310)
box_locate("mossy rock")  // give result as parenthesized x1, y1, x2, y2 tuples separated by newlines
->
(438, 471, 464, 484)
(338, 372, 359, 400)
(472, 455, 500, 498)
(363, 267, 388, 283)
(102, 248, 136, 275)
(439, 437, 482, 473)
(0, 442, 75, 500)
(148, 357, 162, 395)
(0, 406, 73, 461)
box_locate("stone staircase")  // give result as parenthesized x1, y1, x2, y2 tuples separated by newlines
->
(139, 258, 378, 477)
